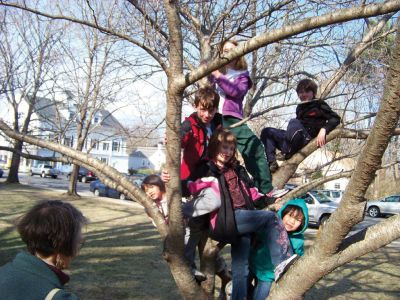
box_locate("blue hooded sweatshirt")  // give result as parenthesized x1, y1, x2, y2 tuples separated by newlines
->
(249, 198, 309, 282)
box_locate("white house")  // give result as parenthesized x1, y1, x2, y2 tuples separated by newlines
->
(294, 148, 356, 191)
(0, 92, 166, 174)
(128, 143, 166, 171)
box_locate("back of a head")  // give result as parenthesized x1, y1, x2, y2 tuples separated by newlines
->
(17, 200, 87, 258)
(194, 86, 220, 109)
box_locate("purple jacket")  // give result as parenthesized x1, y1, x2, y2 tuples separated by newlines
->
(211, 69, 252, 119)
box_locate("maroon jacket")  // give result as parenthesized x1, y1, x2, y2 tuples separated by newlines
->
(180, 112, 222, 179)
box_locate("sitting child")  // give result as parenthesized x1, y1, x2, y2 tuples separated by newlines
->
(249, 199, 309, 299)
(260, 78, 341, 172)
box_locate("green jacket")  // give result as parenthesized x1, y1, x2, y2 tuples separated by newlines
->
(249, 198, 309, 282)
(0, 251, 78, 300)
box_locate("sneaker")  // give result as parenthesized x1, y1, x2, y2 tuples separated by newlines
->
(267, 188, 289, 198)
(224, 280, 232, 300)
(274, 254, 299, 282)
(275, 152, 285, 161)
(192, 268, 207, 282)
(269, 160, 279, 173)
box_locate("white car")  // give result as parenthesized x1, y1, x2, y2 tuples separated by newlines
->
(366, 194, 400, 218)
(30, 164, 60, 179)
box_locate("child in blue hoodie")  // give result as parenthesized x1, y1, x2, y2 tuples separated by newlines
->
(249, 198, 309, 299)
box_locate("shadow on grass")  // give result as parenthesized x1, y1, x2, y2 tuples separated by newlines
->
(0, 183, 180, 300)
(305, 246, 400, 299)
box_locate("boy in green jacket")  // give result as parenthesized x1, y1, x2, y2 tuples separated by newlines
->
(249, 198, 309, 299)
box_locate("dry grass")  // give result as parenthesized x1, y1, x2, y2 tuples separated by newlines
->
(0, 183, 399, 299)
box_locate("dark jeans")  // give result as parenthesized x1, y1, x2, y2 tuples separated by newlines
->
(230, 210, 292, 300)
(260, 118, 311, 162)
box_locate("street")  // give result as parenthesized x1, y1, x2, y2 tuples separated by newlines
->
(0, 170, 92, 196)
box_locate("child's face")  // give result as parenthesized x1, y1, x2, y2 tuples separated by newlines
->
(223, 41, 237, 67)
(215, 141, 235, 166)
(297, 89, 314, 102)
(282, 210, 303, 232)
(195, 104, 217, 125)
(143, 184, 163, 201)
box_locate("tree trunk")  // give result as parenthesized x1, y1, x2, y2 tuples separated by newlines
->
(6, 140, 23, 183)
(269, 23, 400, 300)
(67, 163, 80, 196)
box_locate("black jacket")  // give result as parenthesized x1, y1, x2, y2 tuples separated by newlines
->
(296, 100, 341, 138)
(183, 160, 275, 244)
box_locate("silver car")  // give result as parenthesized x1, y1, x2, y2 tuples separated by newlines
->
(366, 194, 400, 218)
(299, 190, 339, 226)
(319, 189, 343, 203)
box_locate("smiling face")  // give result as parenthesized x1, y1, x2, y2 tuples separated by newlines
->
(214, 141, 235, 168)
(195, 104, 217, 125)
(143, 184, 163, 201)
(282, 208, 304, 232)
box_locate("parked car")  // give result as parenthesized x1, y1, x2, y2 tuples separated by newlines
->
(287, 188, 339, 227)
(90, 180, 131, 200)
(0, 167, 3, 178)
(129, 173, 147, 186)
(67, 167, 97, 183)
(366, 194, 400, 218)
(30, 164, 60, 179)
(318, 189, 343, 203)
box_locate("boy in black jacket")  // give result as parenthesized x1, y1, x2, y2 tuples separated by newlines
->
(261, 79, 341, 172)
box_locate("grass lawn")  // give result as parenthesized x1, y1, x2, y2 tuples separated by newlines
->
(0, 183, 399, 299)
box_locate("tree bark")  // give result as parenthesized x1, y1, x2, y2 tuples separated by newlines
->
(269, 23, 400, 299)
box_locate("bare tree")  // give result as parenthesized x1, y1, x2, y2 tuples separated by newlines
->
(0, 1, 400, 298)
(0, 8, 62, 183)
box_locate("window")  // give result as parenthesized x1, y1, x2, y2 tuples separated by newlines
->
(100, 157, 108, 164)
(94, 117, 99, 124)
(103, 142, 109, 151)
(112, 141, 120, 152)
(334, 183, 341, 189)
(91, 139, 99, 150)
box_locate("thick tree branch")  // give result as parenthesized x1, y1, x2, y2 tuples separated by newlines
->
(181, 0, 400, 88)
(269, 22, 400, 299)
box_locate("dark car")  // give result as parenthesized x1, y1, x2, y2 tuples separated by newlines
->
(90, 180, 131, 200)
(67, 167, 97, 183)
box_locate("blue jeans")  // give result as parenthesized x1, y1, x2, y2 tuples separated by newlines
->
(252, 279, 272, 300)
(230, 210, 292, 300)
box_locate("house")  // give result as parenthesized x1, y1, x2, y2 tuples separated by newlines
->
(128, 143, 166, 171)
(0, 92, 166, 174)
(291, 148, 356, 191)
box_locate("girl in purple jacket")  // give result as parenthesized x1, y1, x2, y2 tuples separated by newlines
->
(211, 40, 275, 195)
